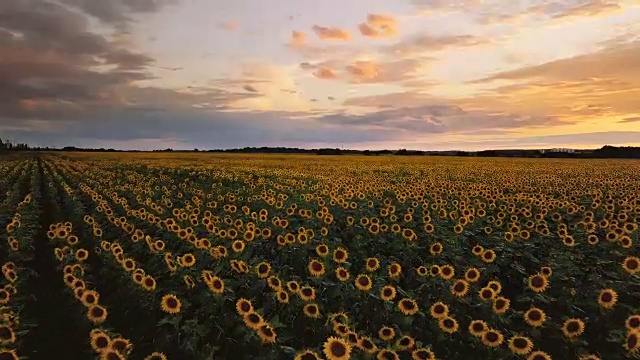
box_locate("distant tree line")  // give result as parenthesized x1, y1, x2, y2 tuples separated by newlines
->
(1, 137, 640, 158)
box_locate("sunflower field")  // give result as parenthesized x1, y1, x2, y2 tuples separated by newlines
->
(0, 153, 639, 360)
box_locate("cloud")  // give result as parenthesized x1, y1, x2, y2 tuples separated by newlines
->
(56, 0, 177, 29)
(549, 1, 623, 20)
(312, 25, 351, 41)
(386, 34, 489, 56)
(242, 84, 259, 93)
(218, 21, 239, 31)
(619, 116, 640, 123)
(291, 30, 306, 46)
(471, 40, 640, 84)
(344, 58, 429, 84)
(313, 67, 338, 79)
(460, 41, 640, 120)
(359, 13, 397, 39)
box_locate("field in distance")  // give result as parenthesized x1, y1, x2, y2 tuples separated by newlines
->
(1, 152, 639, 360)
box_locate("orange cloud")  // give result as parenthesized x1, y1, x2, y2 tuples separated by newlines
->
(312, 25, 351, 41)
(551, 1, 622, 20)
(346, 61, 380, 80)
(359, 13, 397, 39)
(386, 34, 489, 56)
(459, 41, 640, 122)
(291, 31, 306, 46)
(313, 67, 338, 79)
(218, 21, 238, 31)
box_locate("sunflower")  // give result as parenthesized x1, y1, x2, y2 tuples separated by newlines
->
(428, 265, 440, 277)
(398, 298, 419, 316)
(333, 323, 350, 337)
(464, 268, 481, 282)
(309, 260, 326, 277)
(481, 250, 496, 263)
(267, 276, 282, 291)
(472, 245, 484, 256)
(276, 290, 289, 303)
(256, 262, 271, 278)
(578, 355, 600, 360)
(624, 331, 640, 354)
(366, 258, 380, 272)
(379, 326, 396, 341)
(396, 335, 416, 350)
(99, 349, 125, 360)
(143, 352, 168, 360)
(330, 312, 349, 326)
(142, 276, 156, 291)
(478, 287, 496, 301)
(524, 307, 546, 327)
(527, 350, 552, 360)
(257, 324, 277, 344)
(208, 277, 224, 294)
(492, 296, 511, 314)
(623, 256, 640, 274)
(388, 262, 402, 278)
(562, 318, 585, 338)
(481, 329, 504, 347)
(411, 348, 436, 360)
(429, 302, 449, 319)
(528, 274, 549, 293)
(231, 240, 245, 253)
(598, 289, 618, 309)
(316, 244, 330, 257)
(540, 266, 553, 277)
(430, 242, 443, 255)
(333, 248, 348, 263)
(299, 286, 316, 301)
(486, 280, 502, 294)
(377, 349, 400, 360)
(109, 337, 132, 353)
(0, 325, 16, 345)
(625, 315, 640, 332)
(355, 274, 373, 292)
(76, 249, 89, 261)
(508, 335, 534, 355)
(87, 305, 108, 324)
(160, 294, 181, 314)
(81, 290, 100, 307)
(303, 303, 321, 318)
(416, 266, 428, 277)
(357, 336, 378, 354)
(90, 329, 111, 352)
(323, 336, 352, 360)
(439, 265, 454, 279)
(439, 316, 459, 334)
(286, 281, 300, 293)
(451, 279, 469, 297)
(336, 267, 350, 282)
(243, 312, 265, 330)
(294, 350, 322, 360)
(380, 285, 397, 301)
(236, 298, 253, 315)
(468, 320, 488, 337)
(0, 290, 9, 305)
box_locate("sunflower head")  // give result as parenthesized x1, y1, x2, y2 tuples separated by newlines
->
(562, 318, 585, 338)
(323, 336, 352, 360)
(380, 285, 397, 301)
(481, 329, 504, 347)
(236, 298, 253, 315)
(160, 294, 181, 314)
(243, 312, 264, 330)
(398, 298, 419, 316)
(598, 289, 618, 309)
(429, 302, 449, 319)
(438, 316, 459, 334)
(524, 307, 546, 327)
(468, 320, 487, 337)
(508, 335, 533, 355)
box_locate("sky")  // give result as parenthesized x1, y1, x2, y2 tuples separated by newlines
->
(1, 0, 640, 151)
